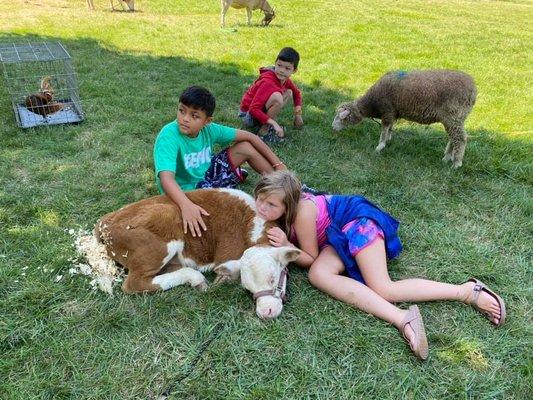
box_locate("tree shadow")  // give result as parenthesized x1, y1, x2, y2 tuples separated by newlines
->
(0, 32, 530, 222)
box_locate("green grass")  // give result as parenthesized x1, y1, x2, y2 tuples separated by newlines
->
(1, 0, 532, 398)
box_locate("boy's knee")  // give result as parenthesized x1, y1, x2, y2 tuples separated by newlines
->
(283, 89, 293, 103)
(232, 141, 253, 151)
(229, 141, 255, 159)
(267, 92, 284, 107)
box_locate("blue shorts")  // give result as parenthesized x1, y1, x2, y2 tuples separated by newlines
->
(195, 148, 247, 189)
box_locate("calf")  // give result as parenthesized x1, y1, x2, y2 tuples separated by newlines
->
(95, 188, 299, 319)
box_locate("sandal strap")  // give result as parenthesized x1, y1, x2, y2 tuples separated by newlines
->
(470, 282, 484, 306)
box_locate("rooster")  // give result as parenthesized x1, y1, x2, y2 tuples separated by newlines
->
(24, 76, 64, 117)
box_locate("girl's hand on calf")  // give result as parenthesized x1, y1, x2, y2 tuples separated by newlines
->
(267, 227, 290, 247)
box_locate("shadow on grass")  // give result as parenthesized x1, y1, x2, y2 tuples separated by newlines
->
(0, 32, 531, 225)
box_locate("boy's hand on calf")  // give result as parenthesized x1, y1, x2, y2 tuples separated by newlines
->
(181, 200, 210, 237)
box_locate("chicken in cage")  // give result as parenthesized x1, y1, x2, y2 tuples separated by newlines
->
(0, 41, 84, 128)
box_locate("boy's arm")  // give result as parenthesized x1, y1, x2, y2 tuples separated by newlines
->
(234, 130, 286, 171)
(159, 171, 209, 237)
(288, 80, 304, 128)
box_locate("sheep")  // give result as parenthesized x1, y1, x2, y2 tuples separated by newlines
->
(220, 0, 275, 27)
(332, 70, 477, 168)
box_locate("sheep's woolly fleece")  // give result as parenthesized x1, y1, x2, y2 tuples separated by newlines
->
(68, 228, 123, 295)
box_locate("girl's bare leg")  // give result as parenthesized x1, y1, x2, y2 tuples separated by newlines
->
(356, 238, 502, 324)
(308, 246, 411, 333)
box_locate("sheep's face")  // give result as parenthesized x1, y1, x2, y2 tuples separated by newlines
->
(332, 103, 363, 131)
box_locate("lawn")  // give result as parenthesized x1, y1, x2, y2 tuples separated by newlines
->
(0, 0, 532, 399)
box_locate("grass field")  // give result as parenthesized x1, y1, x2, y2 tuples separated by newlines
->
(1, 1, 532, 398)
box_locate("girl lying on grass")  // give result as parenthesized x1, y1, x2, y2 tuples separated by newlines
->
(254, 170, 506, 360)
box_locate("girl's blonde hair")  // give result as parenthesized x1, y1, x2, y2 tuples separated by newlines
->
(254, 170, 302, 236)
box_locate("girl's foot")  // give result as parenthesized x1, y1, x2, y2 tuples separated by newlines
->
(462, 279, 506, 326)
(399, 305, 429, 360)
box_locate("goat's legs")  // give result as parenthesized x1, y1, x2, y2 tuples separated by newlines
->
(246, 7, 253, 25)
(221, 1, 231, 27)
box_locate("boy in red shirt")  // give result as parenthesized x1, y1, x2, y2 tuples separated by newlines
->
(239, 47, 304, 143)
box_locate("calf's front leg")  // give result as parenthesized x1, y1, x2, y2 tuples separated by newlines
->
(213, 259, 242, 284)
(152, 267, 209, 292)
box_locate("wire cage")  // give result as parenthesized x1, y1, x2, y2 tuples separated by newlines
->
(0, 41, 84, 128)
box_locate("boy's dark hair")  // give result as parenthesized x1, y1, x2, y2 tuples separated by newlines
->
(179, 86, 216, 117)
(276, 47, 300, 69)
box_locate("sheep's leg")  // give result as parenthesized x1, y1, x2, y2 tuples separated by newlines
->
(385, 127, 393, 143)
(445, 124, 467, 168)
(246, 7, 252, 25)
(376, 120, 393, 152)
(452, 129, 467, 168)
(442, 140, 453, 162)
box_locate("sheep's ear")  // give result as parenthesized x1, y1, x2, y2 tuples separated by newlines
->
(274, 246, 301, 265)
(338, 109, 350, 119)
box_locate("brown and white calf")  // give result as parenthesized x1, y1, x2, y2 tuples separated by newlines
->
(95, 188, 299, 319)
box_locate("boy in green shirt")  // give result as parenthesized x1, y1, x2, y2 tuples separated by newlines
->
(154, 85, 286, 238)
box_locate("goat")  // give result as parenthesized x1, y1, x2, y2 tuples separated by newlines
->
(220, 0, 275, 27)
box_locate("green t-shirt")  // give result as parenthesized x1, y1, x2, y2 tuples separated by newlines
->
(153, 120, 237, 192)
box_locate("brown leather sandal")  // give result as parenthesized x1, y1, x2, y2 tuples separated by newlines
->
(467, 278, 506, 327)
(401, 305, 429, 360)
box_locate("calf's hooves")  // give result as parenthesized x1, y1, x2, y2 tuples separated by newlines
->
(193, 280, 209, 292)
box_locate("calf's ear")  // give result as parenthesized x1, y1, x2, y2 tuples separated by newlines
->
(275, 246, 301, 264)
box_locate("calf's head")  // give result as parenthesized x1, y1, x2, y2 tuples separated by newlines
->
(217, 245, 300, 319)
(332, 102, 363, 131)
